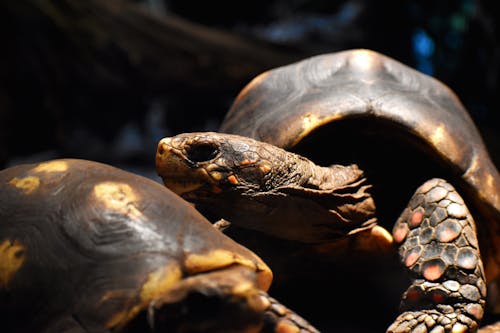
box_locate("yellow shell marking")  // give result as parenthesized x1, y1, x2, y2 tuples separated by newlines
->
(185, 249, 272, 291)
(9, 176, 40, 194)
(93, 182, 143, 219)
(32, 160, 68, 173)
(430, 124, 446, 145)
(230, 280, 255, 297)
(140, 263, 183, 303)
(302, 113, 321, 132)
(0, 239, 26, 288)
(106, 262, 183, 329)
(105, 309, 129, 329)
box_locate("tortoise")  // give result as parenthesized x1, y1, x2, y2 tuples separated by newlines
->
(0, 158, 320, 333)
(155, 49, 500, 332)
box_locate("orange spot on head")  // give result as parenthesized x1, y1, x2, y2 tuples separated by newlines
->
(423, 263, 444, 281)
(240, 159, 255, 166)
(410, 210, 423, 227)
(210, 171, 223, 181)
(227, 175, 239, 185)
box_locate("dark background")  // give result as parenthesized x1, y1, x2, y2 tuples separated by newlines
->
(0, 0, 499, 181)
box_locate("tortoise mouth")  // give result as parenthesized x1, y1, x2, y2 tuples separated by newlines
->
(156, 149, 222, 197)
(156, 139, 219, 195)
(157, 137, 247, 197)
(162, 178, 206, 196)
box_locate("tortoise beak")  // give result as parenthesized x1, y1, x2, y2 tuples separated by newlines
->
(156, 138, 208, 195)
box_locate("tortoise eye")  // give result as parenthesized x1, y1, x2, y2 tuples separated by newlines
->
(186, 142, 219, 162)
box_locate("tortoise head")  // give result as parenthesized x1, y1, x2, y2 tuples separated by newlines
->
(156, 132, 379, 244)
(156, 132, 305, 197)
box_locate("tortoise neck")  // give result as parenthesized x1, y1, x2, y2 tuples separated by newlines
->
(276, 159, 378, 239)
(305, 163, 367, 191)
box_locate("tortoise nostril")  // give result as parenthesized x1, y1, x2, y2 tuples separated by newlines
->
(157, 144, 165, 155)
(157, 138, 175, 156)
(186, 143, 219, 162)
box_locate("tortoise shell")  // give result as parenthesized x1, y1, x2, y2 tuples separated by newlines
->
(0, 159, 272, 332)
(219, 49, 500, 282)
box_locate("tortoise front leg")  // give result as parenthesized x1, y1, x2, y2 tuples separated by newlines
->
(123, 265, 319, 333)
(389, 178, 486, 333)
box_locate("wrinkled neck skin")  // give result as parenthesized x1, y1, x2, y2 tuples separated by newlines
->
(259, 147, 360, 191)
(200, 150, 377, 244)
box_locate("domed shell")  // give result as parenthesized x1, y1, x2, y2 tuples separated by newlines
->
(220, 49, 500, 238)
(0, 159, 271, 332)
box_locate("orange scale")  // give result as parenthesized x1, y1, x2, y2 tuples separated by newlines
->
(405, 251, 420, 267)
(410, 210, 424, 227)
(406, 288, 421, 302)
(436, 226, 460, 243)
(227, 175, 239, 185)
(393, 224, 409, 243)
(423, 262, 445, 281)
(430, 291, 446, 303)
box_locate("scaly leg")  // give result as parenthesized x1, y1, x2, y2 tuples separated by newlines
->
(123, 265, 319, 333)
(389, 178, 486, 333)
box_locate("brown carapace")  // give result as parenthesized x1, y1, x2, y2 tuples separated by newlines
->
(0, 158, 319, 333)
